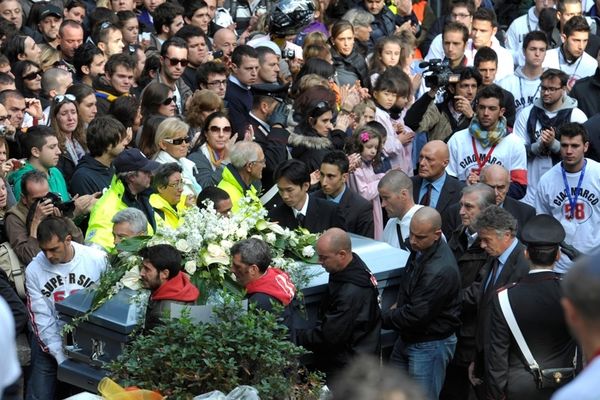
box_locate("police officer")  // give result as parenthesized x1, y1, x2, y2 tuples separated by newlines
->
(485, 214, 578, 399)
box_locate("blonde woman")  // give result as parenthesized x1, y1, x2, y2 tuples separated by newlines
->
(153, 117, 202, 197)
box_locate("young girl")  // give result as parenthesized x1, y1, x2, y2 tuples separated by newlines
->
(373, 71, 414, 176)
(369, 36, 403, 87)
(347, 126, 386, 240)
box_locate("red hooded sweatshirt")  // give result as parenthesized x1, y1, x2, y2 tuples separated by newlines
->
(246, 268, 296, 306)
(151, 272, 200, 302)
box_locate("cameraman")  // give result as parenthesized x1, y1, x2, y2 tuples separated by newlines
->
(5, 170, 85, 266)
(405, 66, 481, 142)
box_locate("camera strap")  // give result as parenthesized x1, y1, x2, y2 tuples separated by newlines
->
(471, 137, 497, 173)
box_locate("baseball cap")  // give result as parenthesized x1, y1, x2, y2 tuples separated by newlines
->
(114, 149, 161, 173)
(37, 5, 63, 23)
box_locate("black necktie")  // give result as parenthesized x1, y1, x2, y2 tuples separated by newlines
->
(296, 213, 305, 228)
(396, 223, 407, 250)
(420, 183, 432, 206)
(485, 259, 499, 293)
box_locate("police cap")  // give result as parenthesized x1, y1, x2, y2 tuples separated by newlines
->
(521, 214, 566, 246)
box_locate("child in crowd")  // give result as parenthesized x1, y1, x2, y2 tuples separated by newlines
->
(373, 70, 414, 175)
(351, 99, 376, 131)
(369, 36, 403, 86)
(347, 125, 386, 240)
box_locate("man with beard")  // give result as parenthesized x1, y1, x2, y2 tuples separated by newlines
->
(447, 84, 528, 200)
(514, 69, 587, 206)
(155, 37, 193, 114)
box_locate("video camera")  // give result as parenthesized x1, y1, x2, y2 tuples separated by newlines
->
(419, 59, 460, 89)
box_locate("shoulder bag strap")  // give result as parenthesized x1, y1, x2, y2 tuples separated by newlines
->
(498, 288, 541, 372)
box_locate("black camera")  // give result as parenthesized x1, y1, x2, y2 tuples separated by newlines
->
(39, 192, 76, 214)
(419, 59, 460, 88)
(281, 48, 295, 59)
(212, 50, 224, 59)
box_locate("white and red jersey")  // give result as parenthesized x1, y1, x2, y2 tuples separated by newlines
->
(446, 128, 528, 186)
(26, 242, 107, 363)
(535, 158, 600, 272)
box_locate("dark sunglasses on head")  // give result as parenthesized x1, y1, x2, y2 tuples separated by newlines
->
(162, 95, 177, 106)
(54, 94, 76, 104)
(209, 125, 232, 134)
(163, 136, 191, 145)
(310, 100, 331, 117)
(23, 71, 42, 81)
(164, 56, 188, 67)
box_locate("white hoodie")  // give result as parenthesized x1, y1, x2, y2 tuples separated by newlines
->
(26, 242, 107, 364)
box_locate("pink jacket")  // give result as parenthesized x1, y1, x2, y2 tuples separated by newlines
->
(348, 161, 385, 240)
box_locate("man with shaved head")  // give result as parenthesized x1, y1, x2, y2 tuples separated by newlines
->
(295, 228, 381, 386)
(480, 164, 535, 238)
(412, 140, 465, 237)
(382, 207, 461, 400)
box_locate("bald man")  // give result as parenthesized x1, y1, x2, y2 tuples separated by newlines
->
(295, 228, 381, 386)
(480, 165, 535, 238)
(212, 28, 238, 58)
(382, 207, 461, 399)
(412, 140, 465, 238)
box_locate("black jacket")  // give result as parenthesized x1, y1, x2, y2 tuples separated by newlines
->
(267, 194, 346, 234)
(93, 76, 127, 116)
(411, 173, 464, 238)
(583, 114, 600, 162)
(330, 45, 370, 89)
(249, 116, 289, 190)
(571, 68, 600, 118)
(313, 187, 374, 238)
(382, 239, 461, 343)
(448, 225, 489, 366)
(296, 253, 381, 379)
(486, 271, 578, 400)
(288, 129, 340, 173)
(70, 155, 114, 196)
(224, 78, 253, 137)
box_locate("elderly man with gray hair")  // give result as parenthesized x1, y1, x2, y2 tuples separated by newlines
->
(217, 141, 265, 212)
(465, 205, 529, 397)
(111, 208, 149, 247)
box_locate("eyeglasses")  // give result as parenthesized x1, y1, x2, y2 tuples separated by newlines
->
(206, 79, 227, 87)
(22, 71, 42, 81)
(164, 56, 189, 67)
(54, 94, 76, 104)
(166, 180, 184, 189)
(208, 125, 232, 134)
(451, 12, 471, 19)
(162, 95, 177, 106)
(540, 85, 563, 93)
(163, 137, 191, 145)
(250, 159, 266, 165)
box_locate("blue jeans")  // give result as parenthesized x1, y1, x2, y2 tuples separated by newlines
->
(26, 340, 57, 400)
(390, 334, 457, 400)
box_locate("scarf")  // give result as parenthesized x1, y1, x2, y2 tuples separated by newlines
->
(468, 116, 508, 148)
(526, 105, 573, 145)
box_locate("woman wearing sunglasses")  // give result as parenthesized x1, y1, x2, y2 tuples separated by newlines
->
(188, 111, 237, 189)
(153, 117, 201, 198)
(13, 60, 42, 101)
(137, 82, 177, 151)
(49, 94, 88, 182)
(288, 85, 351, 173)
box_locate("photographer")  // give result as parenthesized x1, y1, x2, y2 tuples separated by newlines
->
(405, 66, 481, 142)
(5, 170, 85, 266)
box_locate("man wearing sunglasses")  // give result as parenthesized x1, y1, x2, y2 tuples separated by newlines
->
(156, 37, 193, 114)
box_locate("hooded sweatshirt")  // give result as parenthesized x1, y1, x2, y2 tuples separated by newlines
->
(498, 66, 544, 114)
(246, 267, 296, 307)
(151, 272, 199, 302)
(70, 154, 115, 196)
(514, 95, 587, 206)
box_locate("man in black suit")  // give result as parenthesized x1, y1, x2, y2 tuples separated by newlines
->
(441, 183, 497, 400)
(313, 151, 374, 238)
(249, 85, 290, 191)
(411, 140, 464, 238)
(464, 206, 530, 395)
(267, 159, 345, 234)
(486, 215, 577, 399)
(224, 45, 258, 136)
(443, 165, 536, 238)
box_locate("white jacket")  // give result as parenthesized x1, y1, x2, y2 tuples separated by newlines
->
(26, 242, 107, 363)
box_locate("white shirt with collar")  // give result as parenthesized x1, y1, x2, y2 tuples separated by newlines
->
(382, 204, 424, 249)
(292, 193, 309, 218)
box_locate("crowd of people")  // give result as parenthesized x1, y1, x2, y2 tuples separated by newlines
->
(0, 0, 600, 397)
